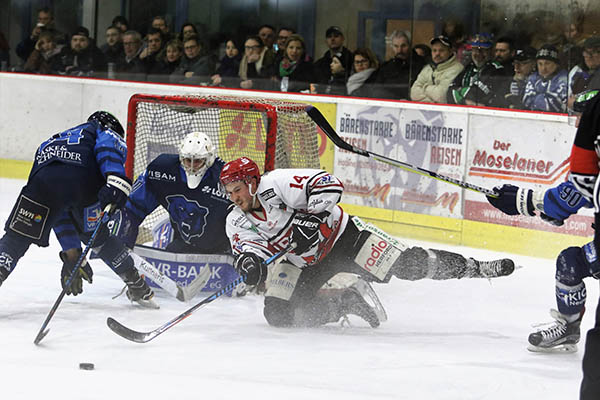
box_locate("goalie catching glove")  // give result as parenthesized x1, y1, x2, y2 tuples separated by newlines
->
(290, 212, 328, 254)
(234, 252, 267, 286)
(60, 249, 93, 296)
(98, 174, 132, 212)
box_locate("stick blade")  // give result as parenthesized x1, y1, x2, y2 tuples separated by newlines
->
(106, 317, 156, 343)
(33, 328, 49, 345)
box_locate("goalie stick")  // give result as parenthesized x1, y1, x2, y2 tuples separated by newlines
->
(34, 205, 112, 345)
(305, 105, 497, 197)
(106, 244, 296, 343)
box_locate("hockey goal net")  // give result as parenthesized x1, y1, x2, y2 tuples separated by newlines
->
(125, 93, 321, 244)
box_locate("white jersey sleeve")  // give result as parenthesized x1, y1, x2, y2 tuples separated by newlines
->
(225, 207, 274, 260)
(265, 169, 344, 214)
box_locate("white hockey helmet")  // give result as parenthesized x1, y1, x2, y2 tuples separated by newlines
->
(178, 131, 216, 189)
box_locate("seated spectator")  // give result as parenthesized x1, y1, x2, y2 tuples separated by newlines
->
(179, 23, 199, 43)
(112, 16, 129, 33)
(211, 38, 242, 87)
(100, 25, 123, 64)
(441, 17, 469, 65)
(504, 47, 537, 109)
(567, 36, 600, 108)
(523, 44, 568, 112)
(23, 30, 63, 74)
(375, 30, 425, 100)
(115, 30, 146, 78)
(16, 7, 66, 63)
(275, 27, 294, 54)
(152, 15, 173, 42)
(238, 35, 276, 90)
(258, 24, 276, 52)
(140, 27, 164, 73)
(319, 53, 350, 95)
(410, 35, 464, 103)
(494, 36, 516, 76)
(170, 35, 215, 85)
(448, 33, 508, 107)
(314, 26, 353, 84)
(147, 39, 183, 81)
(51, 26, 106, 76)
(347, 48, 379, 97)
(273, 34, 315, 93)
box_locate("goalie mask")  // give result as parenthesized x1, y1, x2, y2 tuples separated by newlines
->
(179, 132, 216, 189)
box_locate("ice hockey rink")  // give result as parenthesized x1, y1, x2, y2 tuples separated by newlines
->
(0, 176, 595, 400)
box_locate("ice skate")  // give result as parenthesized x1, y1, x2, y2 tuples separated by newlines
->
(527, 309, 582, 353)
(468, 258, 515, 278)
(119, 269, 160, 309)
(340, 279, 387, 328)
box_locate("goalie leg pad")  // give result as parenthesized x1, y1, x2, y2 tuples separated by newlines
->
(352, 230, 401, 282)
(265, 261, 302, 301)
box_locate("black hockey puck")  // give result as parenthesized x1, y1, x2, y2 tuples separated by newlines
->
(79, 363, 94, 370)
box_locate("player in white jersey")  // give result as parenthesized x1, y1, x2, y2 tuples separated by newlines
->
(220, 157, 516, 328)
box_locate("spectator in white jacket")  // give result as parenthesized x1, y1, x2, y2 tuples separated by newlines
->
(410, 35, 464, 104)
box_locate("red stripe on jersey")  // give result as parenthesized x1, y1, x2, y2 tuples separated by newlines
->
(570, 145, 599, 175)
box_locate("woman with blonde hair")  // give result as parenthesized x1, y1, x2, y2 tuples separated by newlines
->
(273, 34, 315, 92)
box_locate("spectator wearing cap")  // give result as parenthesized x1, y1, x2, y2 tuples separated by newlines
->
(448, 33, 509, 107)
(410, 35, 463, 104)
(523, 44, 568, 112)
(567, 36, 600, 108)
(319, 52, 350, 95)
(504, 47, 537, 109)
(374, 30, 426, 100)
(51, 26, 106, 76)
(313, 26, 353, 84)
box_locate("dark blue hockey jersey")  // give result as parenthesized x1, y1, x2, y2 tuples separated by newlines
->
(46, 121, 128, 250)
(123, 154, 231, 253)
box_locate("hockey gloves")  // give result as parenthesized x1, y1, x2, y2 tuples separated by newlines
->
(487, 184, 535, 216)
(234, 252, 266, 286)
(60, 249, 93, 296)
(290, 212, 326, 254)
(98, 174, 132, 212)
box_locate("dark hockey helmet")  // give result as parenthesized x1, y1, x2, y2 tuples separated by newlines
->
(88, 111, 125, 137)
(573, 90, 600, 113)
(219, 157, 261, 187)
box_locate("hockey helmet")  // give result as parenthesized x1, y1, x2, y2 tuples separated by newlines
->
(179, 131, 216, 189)
(88, 111, 124, 137)
(219, 157, 261, 187)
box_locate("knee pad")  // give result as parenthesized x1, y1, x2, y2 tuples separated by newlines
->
(556, 247, 589, 285)
(263, 296, 293, 327)
(94, 236, 133, 275)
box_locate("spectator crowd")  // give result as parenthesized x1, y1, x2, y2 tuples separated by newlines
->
(4, 7, 600, 113)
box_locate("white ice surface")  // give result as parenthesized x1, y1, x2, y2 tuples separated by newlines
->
(0, 176, 596, 400)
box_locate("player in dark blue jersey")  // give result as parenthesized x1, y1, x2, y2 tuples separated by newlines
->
(486, 90, 600, 355)
(115, 131, 231, 254)
(0, 111, 156, 307)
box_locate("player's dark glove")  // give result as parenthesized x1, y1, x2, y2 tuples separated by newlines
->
(234, 252, 266, 286)
(97, 174, 132, 212)
(290, 212, 327, 254)
(487, 184, 535, 216)
(60, 249, 93, 296)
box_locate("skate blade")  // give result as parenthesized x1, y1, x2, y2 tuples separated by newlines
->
(132, 298, 160, 309)
(354, 279, 388, 323)
(527, 343, 578, 353)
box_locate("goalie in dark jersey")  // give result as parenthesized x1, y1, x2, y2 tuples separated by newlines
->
(0, 111, 158, 306)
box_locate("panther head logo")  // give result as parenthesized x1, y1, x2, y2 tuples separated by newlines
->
(165, 195, 209, 243)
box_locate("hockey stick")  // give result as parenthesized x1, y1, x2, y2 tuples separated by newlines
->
(34, 205, 112, 345)
(106, 244, 296, 343)
(305, 106, 497, 197)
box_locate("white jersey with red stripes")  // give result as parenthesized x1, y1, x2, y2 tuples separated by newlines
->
(225, 168, 349, 268)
